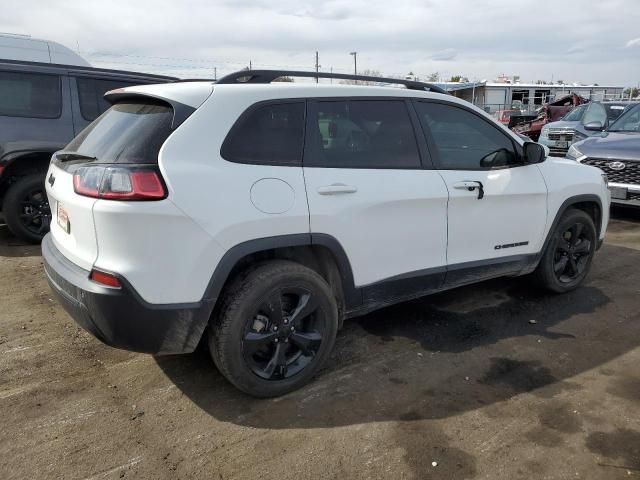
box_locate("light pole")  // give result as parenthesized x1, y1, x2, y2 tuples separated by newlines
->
(349, 51, 357, 76)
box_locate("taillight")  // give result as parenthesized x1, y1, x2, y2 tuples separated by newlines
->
(73, 166, 166, 200)
(89, 269, 122, 288)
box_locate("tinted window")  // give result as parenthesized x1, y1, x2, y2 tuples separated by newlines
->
(307, 100, 420, 168)
(605, 104, 630, 122)
(562, 104, 587, 121)
(582, 103, 607, 126)
(416, 102, 518, 170)
(222, 102, 305, 166)
(609, 104, 640, 132)
(0, 71, 61, 118)
(65, 100, 173, 164)
(76, 77, 138, 122)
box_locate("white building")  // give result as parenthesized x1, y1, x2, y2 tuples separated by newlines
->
(439, 81, 626, 113)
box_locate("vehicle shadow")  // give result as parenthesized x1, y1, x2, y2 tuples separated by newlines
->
(156, 243, 640, 430)
(0, 224, 41, 258)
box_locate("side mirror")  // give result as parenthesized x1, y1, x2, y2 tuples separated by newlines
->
(584, 121, 604, 131)
(523, 142, 546, 164)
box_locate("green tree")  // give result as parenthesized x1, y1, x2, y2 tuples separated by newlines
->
(427, 72, 439, 82)
(449, 75, 468, 82)
(624, 87, 639, 98)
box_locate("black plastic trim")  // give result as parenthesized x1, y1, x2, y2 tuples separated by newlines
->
(42, 233, 211, 354)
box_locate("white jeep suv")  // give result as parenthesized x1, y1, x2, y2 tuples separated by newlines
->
(42, 70, 610, 397)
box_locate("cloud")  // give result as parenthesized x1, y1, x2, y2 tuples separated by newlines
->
(626, 38, 640, 47)
(431, 48, 458, 61)
(0, 0, 638, 84)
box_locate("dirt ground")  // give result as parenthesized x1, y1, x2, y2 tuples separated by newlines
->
(1, 208, 640, 480)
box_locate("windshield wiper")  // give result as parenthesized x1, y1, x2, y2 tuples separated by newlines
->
(55, 151, 98, 162)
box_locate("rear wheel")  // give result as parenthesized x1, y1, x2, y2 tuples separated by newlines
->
(3, 174, 50, 243)
(209, 260, 339, 397)
(533, 208, 597, 293)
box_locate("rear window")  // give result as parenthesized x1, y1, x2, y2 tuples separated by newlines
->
(76, 77, 139, 122)
(0, 71, 61, 118)
(65, 100, 173, 164)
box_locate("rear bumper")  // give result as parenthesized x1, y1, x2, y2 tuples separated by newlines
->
(42, 233, 212, 354)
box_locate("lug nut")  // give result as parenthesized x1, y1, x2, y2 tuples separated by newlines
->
(274, 338, 279, 343)
(273, 325, 278, 331)
(284, 319, 289, 325)
(284, 338, 289, 343)
(290, 326, 295, 331)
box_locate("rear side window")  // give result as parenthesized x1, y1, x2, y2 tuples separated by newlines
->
(76, 77, 139, 122)
(415, 102, 518, 170)
(306, 100, 421, 169)
(65, 100, 173, 164)
(0, 71, 61, 118)
(222, 102, 305, 166)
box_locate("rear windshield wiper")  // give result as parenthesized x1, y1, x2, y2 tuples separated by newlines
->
(55, 151, 98, 162)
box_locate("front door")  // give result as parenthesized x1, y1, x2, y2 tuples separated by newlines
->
(414, 100, 548, 287)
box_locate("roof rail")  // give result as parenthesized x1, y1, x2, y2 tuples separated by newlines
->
(215, 69, 448, 94)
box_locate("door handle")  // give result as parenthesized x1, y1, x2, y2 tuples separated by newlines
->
(453, 181, 484, 199)
(317, 184, 358, 195)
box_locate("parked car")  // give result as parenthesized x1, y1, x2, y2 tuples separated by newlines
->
(42, 70, 610, 397)
(512, 94, 589, 141)
(539, 102, 638, 157)
(567, 102, 640, 207)
(0, 59, 175, 242)
(493, 108, 522, 126)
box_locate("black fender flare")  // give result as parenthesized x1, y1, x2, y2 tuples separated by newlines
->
(200, 233, 361, 310)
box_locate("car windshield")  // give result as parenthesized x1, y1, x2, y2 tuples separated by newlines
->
(561, 104, 587, 121)
(608, 104, 640, 132)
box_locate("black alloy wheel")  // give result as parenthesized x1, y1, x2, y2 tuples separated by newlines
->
(553, 222, 592, 284)
(209, 260, 338, 397)
(4, 174, 51, 243)
(242, 286, 325, 380)
(19, 188, 51, 237)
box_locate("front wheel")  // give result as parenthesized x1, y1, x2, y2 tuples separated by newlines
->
(3, 174, 50, 243)
(209, 260, 339, 397)
(533, 208, 597, 293)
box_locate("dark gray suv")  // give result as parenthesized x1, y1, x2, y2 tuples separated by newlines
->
(0, 59, 174, 242)
(567, 103, 640, 207)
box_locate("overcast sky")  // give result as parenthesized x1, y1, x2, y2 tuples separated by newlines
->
(2, 0, 639, 85)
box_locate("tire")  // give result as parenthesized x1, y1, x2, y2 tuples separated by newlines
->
(3, 174, 50, 243)
(533, 208, 597, 293)
(209, 260, 339, 397)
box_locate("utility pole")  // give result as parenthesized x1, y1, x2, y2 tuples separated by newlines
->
(349, 51, 357, 76)
(315, 51, 320, 83)
(214, 67, 217, 81)
(249, 60, 252, 70)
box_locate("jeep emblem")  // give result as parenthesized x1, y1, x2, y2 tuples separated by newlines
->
(607, 161, 626, 171)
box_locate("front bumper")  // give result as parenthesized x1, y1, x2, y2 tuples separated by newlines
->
(42, 233, 212, 354)
(608, 182, 640, 207)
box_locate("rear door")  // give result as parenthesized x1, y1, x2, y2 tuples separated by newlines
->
(303, 98, 449, 300)
(414, 100, 548, 287)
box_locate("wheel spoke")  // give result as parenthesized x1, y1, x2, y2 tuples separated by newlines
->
(570, 223, 584, 246)
(263, 342, 287, 378)
(554, 256, 569, 274)
(567, 257, 578, 275)
(574, 240, 591, 255)
(263, 290, 284, 326)
(290, 331, 322, 355)
(288, 293, 318, 325)
(243, 331, 277, 355)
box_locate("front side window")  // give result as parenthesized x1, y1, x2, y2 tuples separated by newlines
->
(0, 71, 61, 118)
(76, 77, 137, 122)
(416, 102, 518, 170)
(609, 104, 640, 132)
(221, 102, 305, 166)
(306, 100, 420, 168)
(582, 103, 607, 126)
(562, 104, 587, 122)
